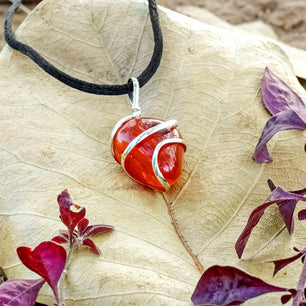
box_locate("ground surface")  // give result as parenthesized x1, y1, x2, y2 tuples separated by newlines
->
(163, 0, 306, 50)
(1, 0, 306, 50)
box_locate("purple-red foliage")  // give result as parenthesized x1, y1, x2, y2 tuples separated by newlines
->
(16, 241, 66, 301)
(0, 278, 45, 306)
(0, 190, 114, 305)
(254, 67, 306, 163)
(235, 181, 306, 259)
(191, 265, 288, 305)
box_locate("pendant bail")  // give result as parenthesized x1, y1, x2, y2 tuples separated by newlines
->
(128, 77, 142, 117)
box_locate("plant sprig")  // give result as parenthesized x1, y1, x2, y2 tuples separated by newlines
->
(0, 190, 114, 305)
(192, 68, 306, 306)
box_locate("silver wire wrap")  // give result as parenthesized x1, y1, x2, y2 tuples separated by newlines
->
(152, 138, 186, 191)
(111, 78, 186, 191)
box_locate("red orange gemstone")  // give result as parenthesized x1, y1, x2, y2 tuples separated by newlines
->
(112, 117, 186, 191)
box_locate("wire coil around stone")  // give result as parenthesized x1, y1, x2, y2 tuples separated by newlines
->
(111, 78, 186, 191)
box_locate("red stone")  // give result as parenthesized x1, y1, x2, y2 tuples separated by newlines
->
(112, 117, 186, 191)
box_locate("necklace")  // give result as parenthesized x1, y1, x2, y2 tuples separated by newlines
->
(5, 0, 186, 191)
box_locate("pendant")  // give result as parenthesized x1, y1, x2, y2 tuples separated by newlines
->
(111, 78, 186, 191)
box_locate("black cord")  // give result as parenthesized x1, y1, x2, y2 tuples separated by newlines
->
(4, 0, 163, 95)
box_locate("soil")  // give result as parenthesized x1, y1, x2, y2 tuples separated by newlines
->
(1, 0, 306, 50)
(0, 0, 38, 49)
(163, 0, 306, 50)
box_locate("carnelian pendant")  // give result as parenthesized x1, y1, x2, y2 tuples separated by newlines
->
(111, 78, 186, 191)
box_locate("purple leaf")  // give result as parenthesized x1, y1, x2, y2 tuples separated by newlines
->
(57, 189, 86, 237)
(298, 209, 306, 220)
(267, 178, 276, 191)
(0, 278, 45, 306)
(253, 109, 306, 163)
(276, 198, 296, 234)
(53, 215, 114, 253)
(254, 67, 306, 163)
(277, 187, 306, 234)
(281, 289, 297, 304)
(235, 185, 306, 258)
(83, 238, 101, 255)
(281, 294, 292, 304)
(51, 235, 68, 244)
(267, 252, 304, 276)
(191, 265, 288, 306)
(76, 223, 113, 254)
(235, 201, 273, 259)
(261, 67, 306, 115)
(59, 229, 69, 237)
(77, 217, 89, 235)
(16, 241, 66, 302)
(84, 224, 114, 237)
(269, 184, 306, 234)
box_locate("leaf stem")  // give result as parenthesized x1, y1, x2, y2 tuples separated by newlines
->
(292, 253, 306, 306)
(57, 272, 66, 306)
(162, 193, 204, 274)
(57, 243, 74, 306)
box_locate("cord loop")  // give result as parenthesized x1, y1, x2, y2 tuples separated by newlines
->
(4, 0, 163, 96)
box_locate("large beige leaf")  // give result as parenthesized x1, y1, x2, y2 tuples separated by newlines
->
(175, 5, 306, 80)
(0, 0, 305, 305)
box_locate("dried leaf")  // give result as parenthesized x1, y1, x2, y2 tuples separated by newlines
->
(0, 0, 306, 304)
(175, 5, 306, 80)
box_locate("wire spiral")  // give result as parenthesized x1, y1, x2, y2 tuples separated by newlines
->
(111, 78, 186, 191)
(111, 116, 186, 191)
